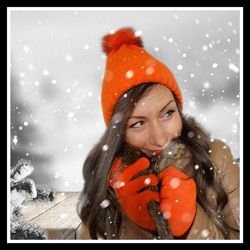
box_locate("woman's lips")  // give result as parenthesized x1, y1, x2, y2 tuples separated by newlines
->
(148, 150, 162, 155)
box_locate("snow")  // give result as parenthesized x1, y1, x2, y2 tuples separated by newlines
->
(144, 177, 151, 185)
(23, 45, 30, 53)
(43, 69, 49, 76)
(100, 199, 110, 208)
(163, 211, 171, 219)
(134, 30, 142, 37)
(102, 144, 109, 151)
(194, 165, 200, 170)
(146, 67, 154, 75)
(201, 229, 209, 238)
(187, 131, 195, 138)
(125, 70, 134, 79)
(111, 112, 123, 125)
(202, 45, 208, 51)
(13, 135, 18, 145)
(67, 112, 74, 119)
(169, 177, 180, 189)
(168, 37, 174, 43)
(228, 62, 239, 73)
(28, 64, 34, 70)
(84, 44, 89, 50)
(177, 65, 183, 71)
(65, 54, 73, 62)
(203, 82, 210, 89)
(24, 121, 29, 126)
(212, 63, 218, 68)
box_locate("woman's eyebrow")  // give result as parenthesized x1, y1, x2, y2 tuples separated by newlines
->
(128, 99, 174, 119)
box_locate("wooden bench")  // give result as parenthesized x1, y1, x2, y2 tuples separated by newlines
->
(22, 192, 85, 240)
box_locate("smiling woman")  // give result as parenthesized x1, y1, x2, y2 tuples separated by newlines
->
(77, 27, 240, 240)
(125, 85, 182, 157)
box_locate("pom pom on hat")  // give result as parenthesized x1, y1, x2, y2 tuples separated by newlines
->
(102, 27, 143, 55)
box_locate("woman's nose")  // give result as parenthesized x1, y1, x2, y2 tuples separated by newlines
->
(149, 121, 168, 148)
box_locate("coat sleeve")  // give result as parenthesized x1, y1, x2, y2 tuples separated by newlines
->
(76, 223, 91, 239)
(210, 140, 240, 231)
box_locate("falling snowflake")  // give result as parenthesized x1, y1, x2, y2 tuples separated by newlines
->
(54, 172, 60, 179)
(134, 30, 142, 37)
(111, 112, 123, 125)
(146, 67, 154, 75)
(194, 165, 200, 170)
(43, 69, 49, 76)
(168, 37, 174, 43)
(84, 44, 89, 50)
(177, 65, 183, 71)
(23, 45, 30, 53)
(228, 63, 239, 73)
(67, 112, 74, 119)
(24, 121, 29, 126)
(169, 177, 180, 189)
(28, 64, 34, 70)
(195, 19, 200, 24)
(65, 54, 73, 62)
(13, 135, 18, 145)
(212, 63, 218, 68)
(125, 70, 134, 79)
(202, 45, 208, 51)
(163, 211, 171, 219)
(201, 229, 210, 238)
(144, 178, 151, 185)
(100, 199, 110, 208)
(113, 181, 125, 189)
(187, 131, 195, 138)
(203, 82, 210, 89)
(102, 144, 109, 151)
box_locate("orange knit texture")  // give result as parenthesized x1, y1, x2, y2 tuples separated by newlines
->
(101, 28, 183, 125)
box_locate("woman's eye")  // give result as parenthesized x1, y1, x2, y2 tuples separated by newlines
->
(163, 109, 175, 117)
(129, 121, 144, 128)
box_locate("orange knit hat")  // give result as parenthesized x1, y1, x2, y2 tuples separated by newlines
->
(101, 27, 183, 126)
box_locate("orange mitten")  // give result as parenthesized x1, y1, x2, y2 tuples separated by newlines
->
(109, 157, 160, 231)
(158, 166, 197, 237)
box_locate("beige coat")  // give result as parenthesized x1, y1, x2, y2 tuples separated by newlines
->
(79, 139, 240, 240)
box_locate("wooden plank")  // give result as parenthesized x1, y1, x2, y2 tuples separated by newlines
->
(22, 192, 76, 222)
(29, 193, 82, 239)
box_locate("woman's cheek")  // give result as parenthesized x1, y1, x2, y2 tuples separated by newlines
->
(126, 130, 147, 148)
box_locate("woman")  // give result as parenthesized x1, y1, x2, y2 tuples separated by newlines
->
(77, 27, 240, 240)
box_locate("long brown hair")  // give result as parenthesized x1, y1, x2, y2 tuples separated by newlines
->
(77, 83, 234, 239)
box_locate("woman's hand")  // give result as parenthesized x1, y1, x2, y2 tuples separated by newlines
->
(157, 166, 197, 237)
(109, 157, 160, 231)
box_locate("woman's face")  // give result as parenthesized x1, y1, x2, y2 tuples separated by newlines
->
(125, 84, 182, 157)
